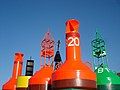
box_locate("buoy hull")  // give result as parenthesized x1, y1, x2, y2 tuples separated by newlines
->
(52, 19, 96, 90)
(53, 88, 96, 90)
(28, 84, 52, 90)
(97, 84, 120, 90)
(52, 79, 96, 90)
(29, 66, 53, 90)
(16, 88, 28, 90)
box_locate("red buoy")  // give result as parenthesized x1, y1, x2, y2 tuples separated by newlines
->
(52, 19, 96, 90)
(2, 52, 24, 90)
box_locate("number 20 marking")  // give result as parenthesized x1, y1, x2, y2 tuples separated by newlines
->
(68, 37, 80, 46)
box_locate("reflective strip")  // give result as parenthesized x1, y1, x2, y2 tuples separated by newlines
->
(16, 61, 20, 79)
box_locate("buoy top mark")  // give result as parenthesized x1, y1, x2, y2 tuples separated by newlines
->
(65, 19, 79, 33)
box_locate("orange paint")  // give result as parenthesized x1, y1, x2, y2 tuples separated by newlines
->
(28, 65, 53, 90)
(2, 52, 23, 90)
(29, 31, 54, 90)
(29, 65, 53, 85)
(52, 19, 96, 88)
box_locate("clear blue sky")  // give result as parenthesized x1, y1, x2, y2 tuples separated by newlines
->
(0, 0, 120, 89)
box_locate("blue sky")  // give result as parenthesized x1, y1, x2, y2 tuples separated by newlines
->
(0, 0, 120, 89)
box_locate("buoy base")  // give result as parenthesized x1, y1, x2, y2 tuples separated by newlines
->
(29, 84, 52, 90)
(53, 89, 95, 90)
(16, 88, 27, 90)
(52, 79, 96, 90)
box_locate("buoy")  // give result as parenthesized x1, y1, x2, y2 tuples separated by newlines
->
(28, 31, 54, 90)
(91, 29, 120, 90)
(29, 65, 53, 90)
(2, 52, 24, 90)
(52, 19, 96, 90)
(96, 65, 120, 90)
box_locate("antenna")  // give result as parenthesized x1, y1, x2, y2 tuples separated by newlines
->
(30, 56, 32, 60)
(57, 40, 60, 51)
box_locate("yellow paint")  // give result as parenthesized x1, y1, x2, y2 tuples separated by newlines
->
(17, 76, 31, 88)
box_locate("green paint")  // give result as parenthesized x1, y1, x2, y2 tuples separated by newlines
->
(91, 29, 108, 70)
(91, 29, 106, 59)
(91, 29, 120, 89)
(95, 65, 120, 85)
(97, 85, 120, 90)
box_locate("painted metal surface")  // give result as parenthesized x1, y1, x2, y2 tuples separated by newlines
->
(16, 76, 31, 88)
(95, 65, 120, 90)
(91, 30, 120, 90)
(29, 65, 53, 90)
(54, 40, 62, 70)
(2, 52, 24, 90)
(96, 65, 120, 85)
(52, 19, 96, 89)
(28, 31, 54, 90)
(25, 59, 34, 76)
(41, 31, 54, 58)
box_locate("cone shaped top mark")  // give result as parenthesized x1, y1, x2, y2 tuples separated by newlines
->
(66, 19, 79, 33)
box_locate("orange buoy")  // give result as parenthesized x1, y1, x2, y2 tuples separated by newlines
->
(28, 65, 53, 90)
(2, 52, 24, 90)
(52, 19, 96, 90)
(28, 31, 54, 90)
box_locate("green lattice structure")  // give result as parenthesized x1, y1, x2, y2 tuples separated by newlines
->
(91, 29, 107, 69)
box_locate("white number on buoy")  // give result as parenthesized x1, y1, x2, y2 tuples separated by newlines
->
(98, 67, 103, 73)
(67, 37, 80, 46)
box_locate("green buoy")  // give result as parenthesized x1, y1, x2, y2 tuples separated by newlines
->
(91, 29, 120, 90)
